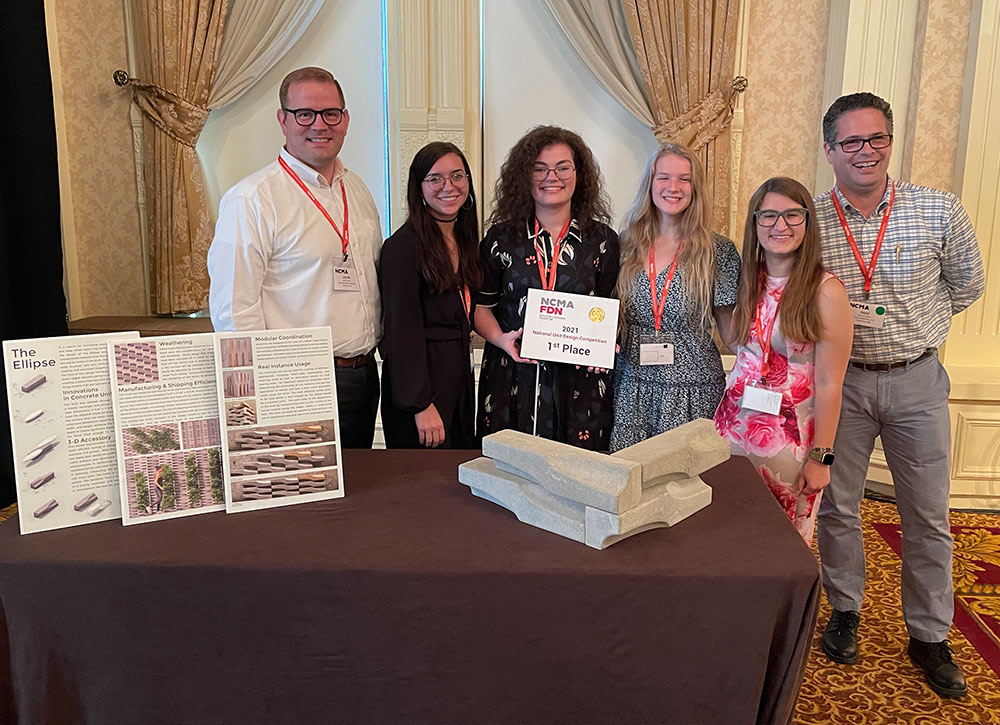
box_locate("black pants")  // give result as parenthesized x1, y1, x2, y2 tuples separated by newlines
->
(334, 356, 380, 449)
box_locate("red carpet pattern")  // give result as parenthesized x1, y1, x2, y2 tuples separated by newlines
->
(796, 499, 1000, 724)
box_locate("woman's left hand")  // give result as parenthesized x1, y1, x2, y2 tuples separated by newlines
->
(797, 459, 831, 496)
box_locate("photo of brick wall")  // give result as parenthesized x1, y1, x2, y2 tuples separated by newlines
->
(220, 337, 253, 368)
(227, 419, 335, 451)
(114, 341, 159, 385)
(123, 447, 221, 518)
(122, 424, 180, 457)
(179, 417, 221, 448)
(225, 400, 257, 426)
(231, 469, 339, 501)
(223, 369, 255, 398)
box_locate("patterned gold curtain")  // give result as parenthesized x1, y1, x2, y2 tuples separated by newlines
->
(128, 0, 227, 314)
(622, 0, 742, 234)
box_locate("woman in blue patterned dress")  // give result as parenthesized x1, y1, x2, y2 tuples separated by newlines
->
(610, 143, 740, 451)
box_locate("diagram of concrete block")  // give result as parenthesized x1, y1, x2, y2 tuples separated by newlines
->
(114, 341, 159, 385)
(227, 419, 335, 451)
(223, 369, 255, 398)
(20, 374, 47, 393)
(225, 400, 257, 426)
(22, 436, 58, 466)
(459, 418, 729, 549)
(220, 337, 253, 368)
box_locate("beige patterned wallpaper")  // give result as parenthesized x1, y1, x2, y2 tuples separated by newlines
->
(902, 0, 973, 192)
(50, 0, 145, 317)
(735, 0, 831, 243)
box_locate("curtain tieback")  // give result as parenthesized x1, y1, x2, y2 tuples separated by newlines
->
(653, 76, 747, 149)
(128, 79, 210, 148)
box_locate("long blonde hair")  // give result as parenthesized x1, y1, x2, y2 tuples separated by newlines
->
(731, 177, 825, 344)
(616, 143, 717, 334)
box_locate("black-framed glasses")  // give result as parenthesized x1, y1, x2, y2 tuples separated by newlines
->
(422, 171, 470, 190)
(833, 134, 892, 153)
(531, 164, 575, 181)
(282, 107, 345, 127)
(754, 208, 808, 227)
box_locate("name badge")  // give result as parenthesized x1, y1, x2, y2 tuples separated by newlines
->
(639, 332, 674, 366)
(742, 384, 781, 415)
(850, 300, 886, 329)
(333, 264, 360, 292)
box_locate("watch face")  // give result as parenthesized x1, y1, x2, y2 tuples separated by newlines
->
(821, 452, 835, 465)
(811, 449, 835, 465)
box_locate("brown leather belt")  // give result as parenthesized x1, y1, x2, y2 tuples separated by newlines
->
(334, 351, 374, 368)
(850, 348, 935, 372)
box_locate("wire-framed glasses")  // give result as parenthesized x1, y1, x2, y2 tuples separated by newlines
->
(422, 172, 469, 190)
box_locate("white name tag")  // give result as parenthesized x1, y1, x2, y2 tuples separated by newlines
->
(742, 385, 782, 415)
(850, 300, 886, 329)
(333, 264, 360, 292)
(639, 342, 674, 366)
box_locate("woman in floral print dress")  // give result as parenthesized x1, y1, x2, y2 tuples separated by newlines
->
(475, 126, 619, 450)
(714, 178, 852, 544)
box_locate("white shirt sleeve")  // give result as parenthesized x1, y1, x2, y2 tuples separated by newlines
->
(208, 191, 271, 331)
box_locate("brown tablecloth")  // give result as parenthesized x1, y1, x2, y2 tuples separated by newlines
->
(0, 451, 819, 724)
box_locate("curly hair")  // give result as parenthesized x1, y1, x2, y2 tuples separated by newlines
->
(488, 125, 611, 232)
(405, 142, 482, 294)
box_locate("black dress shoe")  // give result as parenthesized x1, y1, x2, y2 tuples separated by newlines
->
(821, 609, 860, 664)
(908, 638, 968, 697)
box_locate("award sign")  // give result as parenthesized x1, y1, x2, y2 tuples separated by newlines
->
(520, 288, 619, 369)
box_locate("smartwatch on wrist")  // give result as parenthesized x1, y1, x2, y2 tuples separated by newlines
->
(809, 447, 835, 465)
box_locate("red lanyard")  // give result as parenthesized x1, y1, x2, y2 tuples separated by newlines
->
(532, 217, 571, 290)
(753, 288, 784, 384)
(278, 156, 350, 261)
(831, 182, 895, 299)
(648, 243, 682, 333)
(459, 285, 471, 321)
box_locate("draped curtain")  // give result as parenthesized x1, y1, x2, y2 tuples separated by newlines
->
(623, 0, 742, 233)
(127, 0, 323, 313)
(543, 0, 742, 234)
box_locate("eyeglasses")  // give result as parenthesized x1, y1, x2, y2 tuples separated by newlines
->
(531, 164, 575, 181)
(754, 208, 808, 227)
(422, 171, 470, 190)
(832, 134, 892, 153)
(282, 107, 345, 127)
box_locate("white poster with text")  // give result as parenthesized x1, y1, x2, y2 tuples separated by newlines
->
(4, 331, 139, 534)
(215, 327, 344, 514)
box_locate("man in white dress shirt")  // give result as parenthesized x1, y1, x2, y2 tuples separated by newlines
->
(208, 67, 383, 448)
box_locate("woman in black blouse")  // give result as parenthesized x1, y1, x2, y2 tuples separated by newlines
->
(379, 142, 481, 448)
(475, 126, 619, 450)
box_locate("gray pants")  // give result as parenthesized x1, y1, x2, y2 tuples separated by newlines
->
(817, 354, 954, 642)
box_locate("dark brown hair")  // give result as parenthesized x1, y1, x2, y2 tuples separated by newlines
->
(732, 177, 826, 344)
(405, 142, 482, 294)
(279, 67, 345, 109)
(489, 125, 611, 232)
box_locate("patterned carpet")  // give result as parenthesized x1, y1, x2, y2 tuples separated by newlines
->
(2, 499, 997, 720)
(796, 499, 1000, 724)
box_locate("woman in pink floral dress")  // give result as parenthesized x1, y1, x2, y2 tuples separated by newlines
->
(714, 178, 852, 544)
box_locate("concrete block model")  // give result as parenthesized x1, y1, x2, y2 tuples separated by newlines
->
(459, 419, 729, 550)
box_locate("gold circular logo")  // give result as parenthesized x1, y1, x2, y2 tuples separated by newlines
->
(588, 307, 605, 323)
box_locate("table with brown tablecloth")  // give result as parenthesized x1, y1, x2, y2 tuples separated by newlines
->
(0, 451, 819, 724)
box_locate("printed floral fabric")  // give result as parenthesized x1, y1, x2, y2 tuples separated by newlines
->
(476, 219, 620, 450)
(714, 274, 826, 544)
(611, 235, 740, 451)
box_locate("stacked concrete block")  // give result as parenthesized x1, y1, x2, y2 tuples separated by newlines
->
(226, 402, 257, 426)
(230, 450, 326, 477)
(458, 418, 729, 550)
(231, 425, 324, 451)
(237, 473, 331, 500)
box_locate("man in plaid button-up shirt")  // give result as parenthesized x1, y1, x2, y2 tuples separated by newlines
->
(813, 92, 983, 698)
